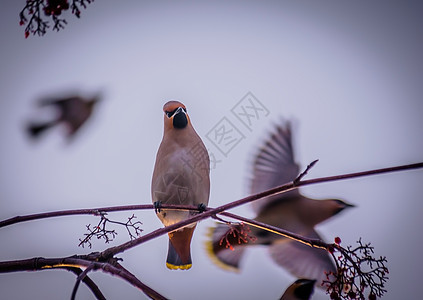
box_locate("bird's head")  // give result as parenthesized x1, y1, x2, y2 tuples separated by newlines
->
(163, 101, 191, 131)
(302, 198, 355, 226)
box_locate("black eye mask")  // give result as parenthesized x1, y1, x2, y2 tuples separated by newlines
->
(165, 107, 187, 118)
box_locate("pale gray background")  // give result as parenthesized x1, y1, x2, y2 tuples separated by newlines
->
(1, 1, 422, 299)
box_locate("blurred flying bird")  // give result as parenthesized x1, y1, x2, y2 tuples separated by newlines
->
(151, 101, 210, 270)
(280, 279, 316, 300)
(207, 121, 354, 284)
(26, 93, 101, 140)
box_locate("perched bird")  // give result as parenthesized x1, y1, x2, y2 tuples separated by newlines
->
(280, 279, 316, 300)
(26, 93, 101, 140)
(151, 101, 210, 270)
(207, 121, 353, 284)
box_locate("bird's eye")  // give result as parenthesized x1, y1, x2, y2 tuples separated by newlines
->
(165, 109, 177, 118)
(165, 107, 186, 118)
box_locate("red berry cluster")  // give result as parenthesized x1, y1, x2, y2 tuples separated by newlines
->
(43, 0, 70, 16)
(19, 0, 94, 38)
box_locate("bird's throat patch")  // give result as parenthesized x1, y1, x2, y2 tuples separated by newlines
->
(173, 112, 188, 129)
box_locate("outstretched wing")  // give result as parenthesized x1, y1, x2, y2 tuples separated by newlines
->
(250, 121, 300, 214)
(268, 230, 336, 286)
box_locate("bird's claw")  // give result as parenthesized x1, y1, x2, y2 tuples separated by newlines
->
(198, 203, 207, 213)
(154, 201, 162, 213)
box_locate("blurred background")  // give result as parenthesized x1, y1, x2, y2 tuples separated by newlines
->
(1, 1, 422, 299)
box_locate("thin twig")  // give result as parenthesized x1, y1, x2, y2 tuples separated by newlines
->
(67, 268, 106, 300)
(0, 204, 192, 228)
(114, 263, 167, 300)
(218, 211, 328, 250)
(294, 159, 319, 185)
(71, 264, 95, 300)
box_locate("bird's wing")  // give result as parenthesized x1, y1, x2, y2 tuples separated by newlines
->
(205, 223, 248, 272)
(268, 230, 336, 286)
(250, 121, 300, 214)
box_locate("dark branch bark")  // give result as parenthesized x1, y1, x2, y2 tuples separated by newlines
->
(71, 264, 94, 300)
(0, 256, 167, 300)
(1, 162, 421, 230)
(114, 263, 167, 300)
(218, 211, 328, 250)
(100, 162, 423, 259)
(68, 267, 106, 300)
(0, 204, 194, 229)
(0, 162, 421, 299)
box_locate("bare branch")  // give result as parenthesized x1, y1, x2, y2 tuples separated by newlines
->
(2, 162, 421, 230)
(217, 211, 328, 250)
(67, 267, 106, 300)
(294, 159, 319, 185)
(71, 264, 95, 300)
(215, 212, 389, 299)
(114, 263, 167, 300)
(0, 256, 167, 300)
(78, 213, 143, 248)
(0, 204, 190, 229)
(19, 0, 94, 38)
(0, 162, 420, 299)
(325, 240, 389, 300)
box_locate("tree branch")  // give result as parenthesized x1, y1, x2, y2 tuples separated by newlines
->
(0, 204, 193, 229)
(71, 264, 96, 300)
(0, 162, 420, 299)
(215, 212, 389, 299)
(100, 162, 423, 259)
(2, 162, 421, 230)
(0, 256, 166, 300)
(67, 267, 106, 300)
(216, 211, 328, 250)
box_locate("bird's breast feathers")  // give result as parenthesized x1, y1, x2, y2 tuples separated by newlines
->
(152, 145, 210, 225)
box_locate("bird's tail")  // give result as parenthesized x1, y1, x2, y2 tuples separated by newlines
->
(27, 121, 57, 138)
(166, 225, 196, 270)
(205, 223, 249, 272)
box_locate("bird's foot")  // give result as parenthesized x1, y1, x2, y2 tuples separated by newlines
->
(197, 203, 207, 213)
(154, 201, 162, 213)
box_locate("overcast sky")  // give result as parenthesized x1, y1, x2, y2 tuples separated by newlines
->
(1, 1, 422, 299)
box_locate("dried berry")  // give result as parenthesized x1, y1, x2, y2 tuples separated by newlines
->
(369, 293, 376, 300)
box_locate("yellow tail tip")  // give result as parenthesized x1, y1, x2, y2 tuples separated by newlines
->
(166, 262, 192, 270)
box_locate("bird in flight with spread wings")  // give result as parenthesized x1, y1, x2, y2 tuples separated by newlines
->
(207, 120, 354, 285)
